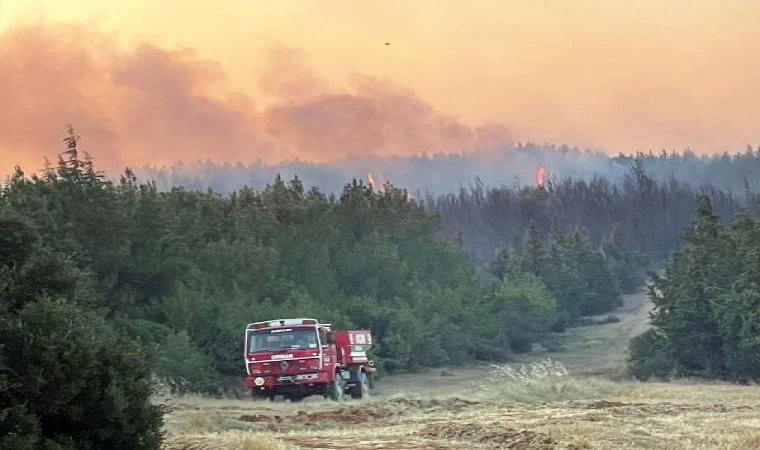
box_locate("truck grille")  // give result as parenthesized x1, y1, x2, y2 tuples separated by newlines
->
(276, 373, 318, 384)
(251, 358, 319, 375)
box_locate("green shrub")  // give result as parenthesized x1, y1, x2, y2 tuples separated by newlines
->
(628, 329, 672, 380)
(489, 274, 558, 353)
(155, 330, 217, 395)
(0, 300, 164, 449)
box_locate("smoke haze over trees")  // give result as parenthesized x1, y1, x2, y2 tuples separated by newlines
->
(5, 2, 760, 173)
(0, 24, 512, 175)
(135, 144, 760, 198)
(134, 145, 760, 263)
(432, 165, 755, 263)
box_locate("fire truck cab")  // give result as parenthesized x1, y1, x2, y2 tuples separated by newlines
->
(243, 318, 375, 401)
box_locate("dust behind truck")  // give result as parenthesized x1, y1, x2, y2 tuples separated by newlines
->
(243, 318, 375, 401)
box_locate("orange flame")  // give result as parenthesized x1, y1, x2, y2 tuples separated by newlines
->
(366, 172, 386, 192)
(366, 172, 414, 201)
(536, 165, 547, 186)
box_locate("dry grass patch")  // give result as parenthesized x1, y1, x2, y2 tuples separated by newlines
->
(417, 421, 582, 449)
(614, 380, 760, 405)
(165, 430, 293, 450)
(161, 379, 760, 449)
(476, 359, 618, 403)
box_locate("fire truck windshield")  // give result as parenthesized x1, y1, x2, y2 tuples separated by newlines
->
(249, 327, 319, 352)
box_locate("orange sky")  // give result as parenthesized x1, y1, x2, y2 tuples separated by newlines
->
(2, 0, 760, 175)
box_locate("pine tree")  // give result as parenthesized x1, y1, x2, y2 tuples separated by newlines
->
(630, 195, 758, 380)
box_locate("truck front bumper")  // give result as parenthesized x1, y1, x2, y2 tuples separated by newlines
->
(245, 371, 330, 389)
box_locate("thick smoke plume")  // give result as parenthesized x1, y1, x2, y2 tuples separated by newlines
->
(0, 23, 511, 176)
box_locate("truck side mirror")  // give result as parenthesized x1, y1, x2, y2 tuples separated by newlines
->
(326, 332, 334, 345)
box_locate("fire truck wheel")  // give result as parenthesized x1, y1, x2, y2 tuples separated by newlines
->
(351, 371, 370, 399)
(328, 375, 345, 401)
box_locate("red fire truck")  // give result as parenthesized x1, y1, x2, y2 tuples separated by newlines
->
(243, 318, 375, 401)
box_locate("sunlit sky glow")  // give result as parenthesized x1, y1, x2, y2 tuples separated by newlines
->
(2, 0, 759, 174)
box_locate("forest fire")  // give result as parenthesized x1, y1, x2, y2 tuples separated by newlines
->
(536, 166, 547, 187)
(366, 172, 386, 192)
(366, 172, 414, 201)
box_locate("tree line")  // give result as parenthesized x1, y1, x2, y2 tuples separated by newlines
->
(138, 143, 760, 198)
(614, 146, 760, 194)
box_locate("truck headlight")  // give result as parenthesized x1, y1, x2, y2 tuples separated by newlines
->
(254, 377, 265, 386)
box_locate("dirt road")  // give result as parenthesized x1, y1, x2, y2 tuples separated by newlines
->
(537, 288, 653, 378)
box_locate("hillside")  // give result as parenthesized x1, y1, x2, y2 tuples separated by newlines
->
(161, 288, 760, 449)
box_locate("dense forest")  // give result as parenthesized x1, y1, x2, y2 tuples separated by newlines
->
(136, 145, 760, 263)
(3, 130, 760, 448)
(432, 166, 758, 262)
(1, 131, 637, 387)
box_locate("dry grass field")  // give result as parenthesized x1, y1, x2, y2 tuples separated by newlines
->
(161, 290, 760, 449)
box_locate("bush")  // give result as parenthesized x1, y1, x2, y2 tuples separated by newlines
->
(489, 274, 558, 353)
(115, 318, 219, 394)
(155, 330, 217, 395)
(628, 329, 672, 380)
(0, 300, 164, 449)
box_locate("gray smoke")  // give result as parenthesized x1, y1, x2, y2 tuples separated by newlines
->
(134, 144, 760, 197)
(135, 143, 621, 197)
